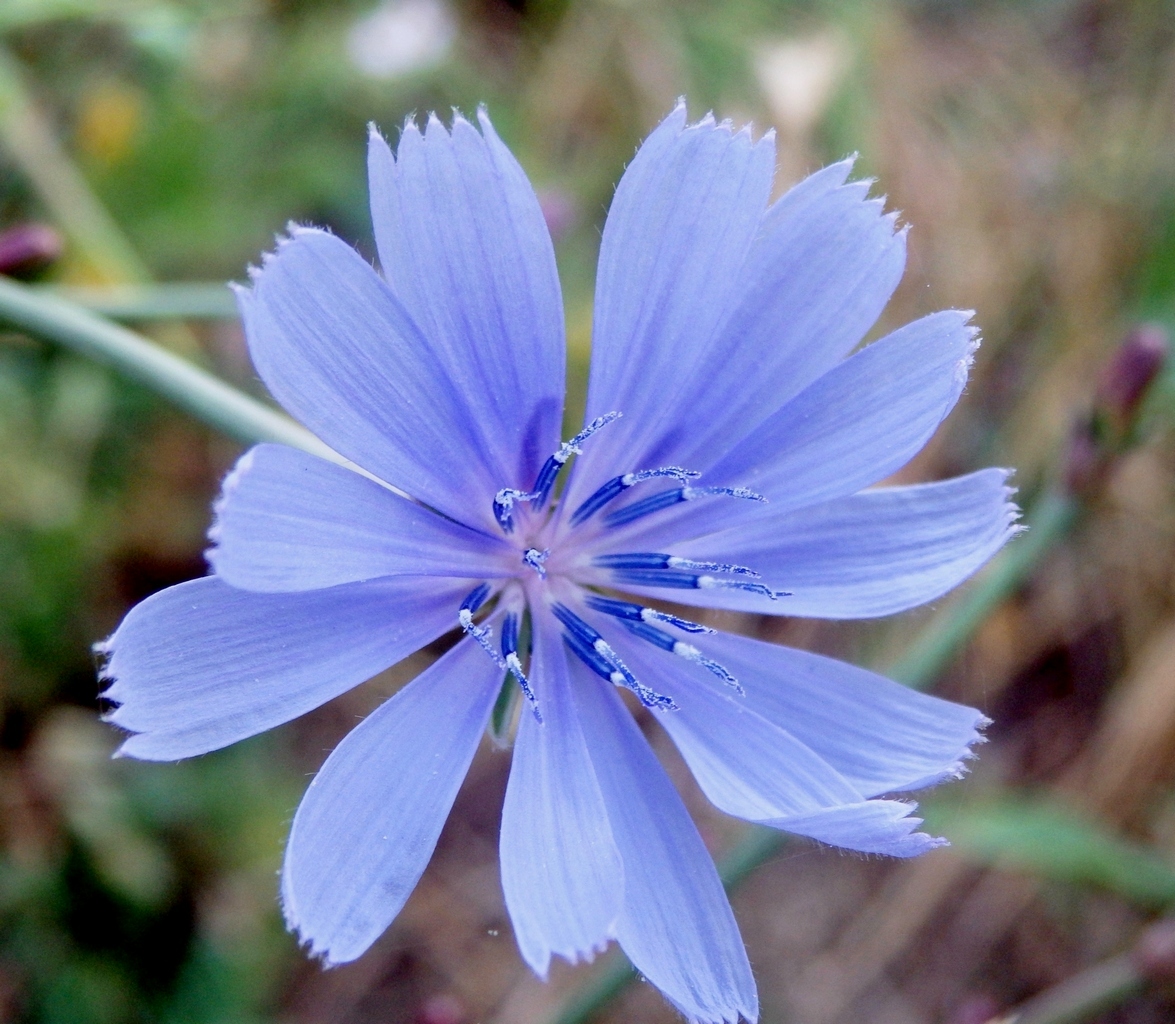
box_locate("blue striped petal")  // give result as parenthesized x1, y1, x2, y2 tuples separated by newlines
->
(101, 575, 470, 760)
(500, 610, 622, 976)
(237, 228, 506, 530)
(209, 444, 515, 592)
(282, 637, 502, 965)
(565, 103, 776, 513)
(368, 110, 565, 492)
(610, 470, 1019, 619)
(572, 664, 758, 1024)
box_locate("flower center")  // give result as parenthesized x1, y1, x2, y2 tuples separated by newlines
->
(458, 412, 787, 721)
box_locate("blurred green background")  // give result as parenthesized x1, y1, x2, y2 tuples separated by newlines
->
(3, 0, 1175, 1022)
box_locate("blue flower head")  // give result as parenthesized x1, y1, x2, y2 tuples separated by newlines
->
(98, 103, 1018, 1023)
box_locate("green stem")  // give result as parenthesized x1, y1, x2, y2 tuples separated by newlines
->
(38, 284, 240, 321)
(0, 275, 329, 457)
(1006, 954, 1143, 1024)
(889, 490, 1081, 689)
(547, 954, 637, 1024)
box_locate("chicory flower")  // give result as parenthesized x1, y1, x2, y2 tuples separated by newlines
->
(99, 103, 1017, 1024)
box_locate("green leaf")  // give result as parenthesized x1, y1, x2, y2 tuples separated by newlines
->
(926, 793, 1175, 908)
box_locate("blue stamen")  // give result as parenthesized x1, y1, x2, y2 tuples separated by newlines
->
(493, 488, 540, 533)
(583, 595, 714, 634)
(458, 585, 503, 664)
(552, 602, 677, 711)
(606, 568, 790, 600)
(592, 553, 760, 578)
(619, 617, 677, 651)
(461, 583, 492, 615)
(523, 548, 550, 578)
(667, 557, 760, 577)
(603, 484, 766, 528)
(501, 612, 541, 722)
(620, 620, 744, 694)
(602, 488, 687, 527)
(570, 466, 700, 526)
(529, 411, 622, 508)
(625, 620, 742, 691)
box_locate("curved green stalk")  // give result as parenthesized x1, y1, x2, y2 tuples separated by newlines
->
(0, 275, 330, 457)
(39, 284, 241, 321)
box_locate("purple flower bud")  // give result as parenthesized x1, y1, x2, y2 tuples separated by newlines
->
(1096, 323, 1168, 424)
(0, 223, 62, 278)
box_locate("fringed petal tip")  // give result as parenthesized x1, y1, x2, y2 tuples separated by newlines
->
(655, 97, 775, 149)
(240, 224, 330, 286)
(902, 708, 992, 793)
(531, 937, 614, 982)
(995, 469, 1026, 541)
(775, 799, 951, 860)
(205, 447, 256, 551)
(665, 994, 758, 1024)
(281, 870, 352, 969)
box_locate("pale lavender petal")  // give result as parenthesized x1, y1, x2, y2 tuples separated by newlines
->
(760, 801, 946, 858)
(571, 664, 758, 1024)
(630, 628, 988, 799)
(100, 575, 470, 760)
(611, 470, 1019, 619)
(500, 608, 622, 977)
(566, 103, 776, 511)
(662, 160, 907, 472)
(368, 111, 565, 489)
(237, 228, 505, 529)
(282, 636, 502, 965)
(208, 444, 516, 592)
(612, 635, 946, 858)
(706, 310, 977, 506)
(600, 308, 979, 546)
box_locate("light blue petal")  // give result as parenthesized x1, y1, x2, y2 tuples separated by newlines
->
(613, 470, 1019, 619)
(565, 103, 776, 513)
(571, 664, 758, 1024)
(500, 608, 622, 977)
(368, 111, 566, 490)
(651, 159, 907, 473)
(611, 637, 945, 858)
(282, 636, 502, 965)
(237, 228, 504, 530)
(707, 309, 977, 507)
(208, 444, 515, 592)
(760, 802, 946, 858)
(630, 628, 987, 799)
(100, 575, 469, 760)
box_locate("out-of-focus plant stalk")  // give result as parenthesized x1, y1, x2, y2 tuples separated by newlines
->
(990, 918, 1175, 1024)
(0, 45, 148, 284)
(0, 275, 328, 456)
(993, 955, 1142, 1024)
(36, 283, 241, 321)
(546, 326, 1170, 1024)
(0, 44, 205, 360)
